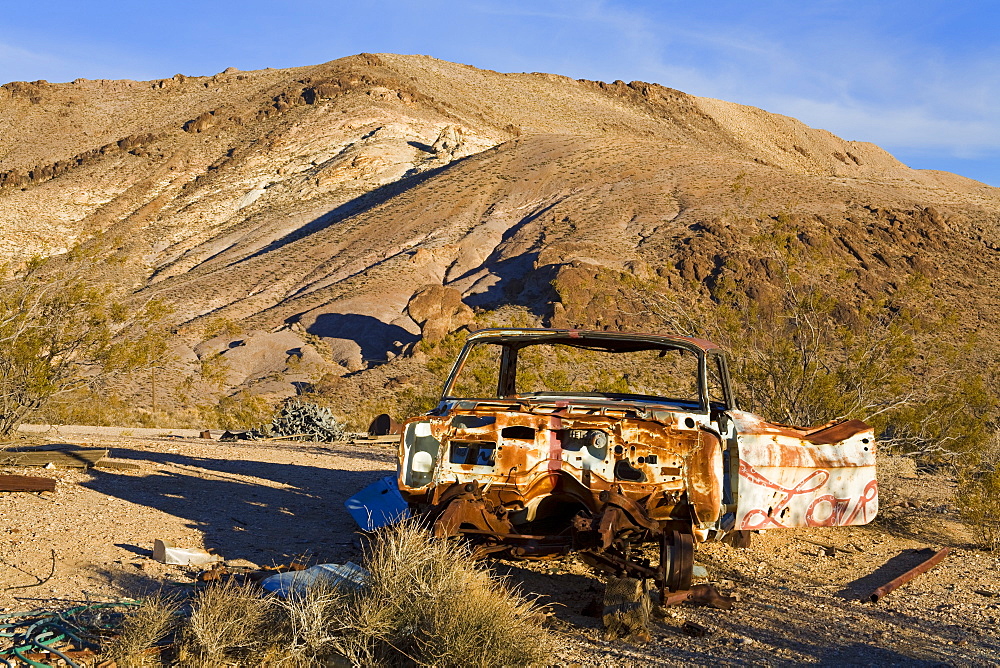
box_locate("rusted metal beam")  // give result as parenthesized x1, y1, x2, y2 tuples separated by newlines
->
(0, 474, 56, 492)
(661, 584, 736, 610)
(867, 547, 950, 603)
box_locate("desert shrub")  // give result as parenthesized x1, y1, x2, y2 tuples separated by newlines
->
(957, 468, 1000, 552)
(271, 582, 351, 665)
(198, 390, 274, 430)
(110, 523, 553, 667)
(272, 521, 554, 666)
(956, 434, 1000, 551)
(195, 353, 232, 390)
(105, 596, 179, 668)
(38, 386, 204, 430)
(201, 316, 245, 339)
(0, 246, 172, 436)
(328, 522, 552, 667)
(332, 520, 554, 667)
(627, 261, 938, 428)
(565, 218, 999, 462)
(39, 386, 142, 426)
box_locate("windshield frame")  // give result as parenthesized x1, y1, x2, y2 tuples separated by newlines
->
(440, 329, 719, 414)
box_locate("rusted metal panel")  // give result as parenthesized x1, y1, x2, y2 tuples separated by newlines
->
(685, 429, 723, 527)
(731, 410, 878, 530)
(398, 409, 699, 521)
(0, 474, 56, 492)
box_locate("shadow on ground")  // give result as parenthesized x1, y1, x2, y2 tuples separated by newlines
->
(835, 548, 941, 600)
(491, 559, 603, 629)
(80, 442, 394, 569)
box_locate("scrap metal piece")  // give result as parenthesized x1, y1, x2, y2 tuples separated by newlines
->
(867, 547, 950, 603)
(197, 563, 227, 582)
(662, 584, 737, 610)
(0, 474, 55, 492)
(662, 530, 694, 593)
(681, 620, 710, 637)
(152, 539, 222, 566)
(734, 415, 878, 531)
(798, 536, 855, 555)
(261, 561, 369, 597)
(369, 413, 402, 436)
(345, 474, 411, 532)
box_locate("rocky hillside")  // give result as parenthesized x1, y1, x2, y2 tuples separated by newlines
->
(2, 53, 998, 410)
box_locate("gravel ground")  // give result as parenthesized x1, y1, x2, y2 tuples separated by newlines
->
(0, 431, 394, 610)
(0, 430, 995, 666)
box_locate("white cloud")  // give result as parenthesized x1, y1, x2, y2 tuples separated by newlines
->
(610, 13, 1000, 160)
(0, 38, 159, 84)
(0, 41, 67, 82)
(768, 96, 1000, 154)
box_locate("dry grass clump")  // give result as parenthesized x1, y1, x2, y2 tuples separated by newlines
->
(105, 597, 179, 668)
(328, 520, 554, 667)
(271, 581, 351, 665)
(109, 522, 553, 667)
(176, 580, 274, 667)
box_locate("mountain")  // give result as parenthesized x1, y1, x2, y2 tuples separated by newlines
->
(1, 53, 997, 412)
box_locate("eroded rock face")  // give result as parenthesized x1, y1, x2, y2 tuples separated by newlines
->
(406, 285, 474, 343)
(431, 124, 464, 156)
(193, 330, 329, 394)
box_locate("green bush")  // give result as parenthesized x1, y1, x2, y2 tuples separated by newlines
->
(0, 246, 172, 436)
(956, 436, 1000, 551)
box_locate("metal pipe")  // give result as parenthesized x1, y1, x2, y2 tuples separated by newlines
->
(868, 547, 950, 603)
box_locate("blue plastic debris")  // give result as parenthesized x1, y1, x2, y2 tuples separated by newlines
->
(344, 474, 411, 531)
(261, 561, 368, 597)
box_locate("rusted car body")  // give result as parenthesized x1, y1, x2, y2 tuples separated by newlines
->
(397, 328, 877, 592)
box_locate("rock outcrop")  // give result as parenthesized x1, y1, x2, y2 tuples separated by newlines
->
(406, 285, 475, 343)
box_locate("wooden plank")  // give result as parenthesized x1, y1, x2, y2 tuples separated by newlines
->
(0, 448, 108, 468)
(0, 474, 56, 492)
(350, 435, 400, 444)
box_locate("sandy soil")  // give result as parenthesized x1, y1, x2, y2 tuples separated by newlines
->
(0, 429, 996, 666)
(0, 429, 395, 610)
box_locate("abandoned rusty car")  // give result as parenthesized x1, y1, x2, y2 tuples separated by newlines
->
(397, 328, 878, 593)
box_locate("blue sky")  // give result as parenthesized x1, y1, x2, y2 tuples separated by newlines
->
(2, 1, 999, 185)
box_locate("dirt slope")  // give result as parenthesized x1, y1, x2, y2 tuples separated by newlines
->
(1, 53, 998, 398)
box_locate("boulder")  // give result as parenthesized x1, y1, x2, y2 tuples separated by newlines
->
(431, 125, 464, 156)
(406, 285, 474, 343)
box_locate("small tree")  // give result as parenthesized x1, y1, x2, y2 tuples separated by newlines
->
(956, 434, 1000, 551)
(0, 247, 171, 437)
